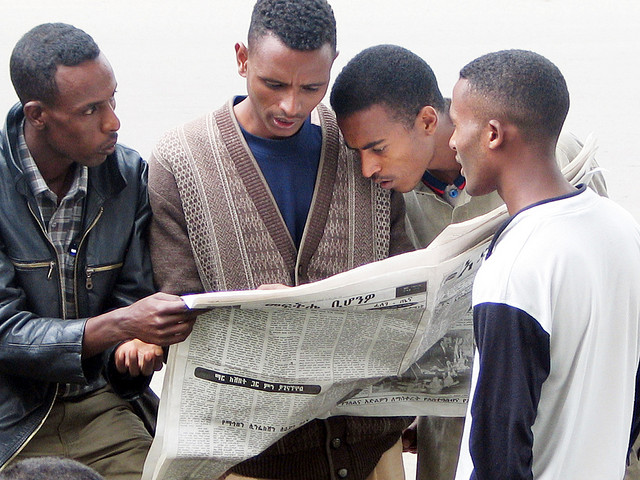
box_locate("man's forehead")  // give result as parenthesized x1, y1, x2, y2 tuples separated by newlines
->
(337, 105, 404, 149)
(252, 41, 332, 72)
(52, 54, 116, 106)
(450, 79, 465, 102)
(450, 79, 474, 115)
(250, 33, 333, 58)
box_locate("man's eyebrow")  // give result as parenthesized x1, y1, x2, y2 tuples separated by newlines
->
(260, 76, 285, 84)
(304, 80, 329, 87)
(260, 76, 327, 88)
(361, 139, 385, 150)
(344, 138, 384, 151)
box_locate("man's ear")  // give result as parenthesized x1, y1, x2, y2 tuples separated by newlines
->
(23, 101, 46, 130)
(235, 42, 249, 78)
(417, 105, 438, 136)
(487, 119, 505, 150)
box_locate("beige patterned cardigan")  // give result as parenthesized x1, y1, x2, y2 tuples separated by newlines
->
(149, 99, 412, 479)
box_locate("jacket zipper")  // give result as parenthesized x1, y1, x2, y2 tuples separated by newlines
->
(11, 260, 56, 280)
(27, 203, 65, 317)
(84, 262, 123, 290)
(71, 207, 103, 300)
(20, 203, 66, 455)
(19, 202, 90, 459)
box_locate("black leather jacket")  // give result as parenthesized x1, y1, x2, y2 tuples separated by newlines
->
(0, 104, 154, 466)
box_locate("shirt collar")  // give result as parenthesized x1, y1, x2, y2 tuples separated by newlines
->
(485, 184, 587, 259)
(17, 120, 88, 201)
(421, 170, 466, 196)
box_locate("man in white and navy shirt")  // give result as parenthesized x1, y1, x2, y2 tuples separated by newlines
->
(449, 49, 640, 479)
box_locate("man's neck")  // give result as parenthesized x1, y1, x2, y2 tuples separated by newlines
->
(426, 168, 463, 186)
(24, 121, 75, 199)
(429, 120, 461, 185)
(499, 153, 575, 215)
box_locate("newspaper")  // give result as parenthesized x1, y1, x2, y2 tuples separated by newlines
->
(142, 135, 600, 480)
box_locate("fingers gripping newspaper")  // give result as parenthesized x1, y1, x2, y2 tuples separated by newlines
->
(143, 136, 601, 480)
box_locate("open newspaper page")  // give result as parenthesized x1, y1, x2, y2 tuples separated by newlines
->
(143, 135, 600, 480)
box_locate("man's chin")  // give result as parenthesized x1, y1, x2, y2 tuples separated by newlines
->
(81, 154, 110, 168)
(393, 178, 421, 194)
(465, 184, 494, 198)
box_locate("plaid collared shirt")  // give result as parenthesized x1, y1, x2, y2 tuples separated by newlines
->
(17, 122, 96, 398)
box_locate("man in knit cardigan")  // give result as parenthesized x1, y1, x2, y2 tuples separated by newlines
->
(148, 1, 413, 479)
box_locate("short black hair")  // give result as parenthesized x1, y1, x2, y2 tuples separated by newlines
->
(248, 0, 336, 52)
(459, 49, 569, 141)
(10, 23, 100, 105)
(0, 457, 104, 480)
(330, 45, 445, 129)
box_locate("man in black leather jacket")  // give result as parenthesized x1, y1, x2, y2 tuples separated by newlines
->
(0, 23, 199, 479)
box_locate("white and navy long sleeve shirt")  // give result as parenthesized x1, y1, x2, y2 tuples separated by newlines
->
(456, 186, 640, 480)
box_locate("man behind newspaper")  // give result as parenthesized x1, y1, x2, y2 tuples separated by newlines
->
(148, 1, 412, 479)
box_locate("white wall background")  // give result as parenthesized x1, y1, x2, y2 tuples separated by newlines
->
(1, 0, 639, 219)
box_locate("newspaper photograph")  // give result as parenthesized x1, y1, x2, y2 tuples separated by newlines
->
(328, 255, 479, 418)
(142, 136, 600, 480)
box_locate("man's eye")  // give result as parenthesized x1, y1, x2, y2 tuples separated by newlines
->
(372, 146, 386, 154)
(265, 82, 283, 89)
(84, 106, 97, 115)
(303, 86, 320, 93)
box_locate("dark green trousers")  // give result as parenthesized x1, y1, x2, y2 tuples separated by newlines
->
(9, 385, 152, 480)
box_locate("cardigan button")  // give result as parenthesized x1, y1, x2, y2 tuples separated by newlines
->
(337, 468, 348, 478)
(331, 437, 342, 449)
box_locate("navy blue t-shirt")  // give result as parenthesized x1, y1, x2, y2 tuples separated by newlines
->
(239, 111, 321, 248)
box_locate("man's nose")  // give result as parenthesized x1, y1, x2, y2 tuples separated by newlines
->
(103, 104, 120, 133)
(360, 152, 381, 179)
(279, 91, 301, 118)
(449, 133, 457, 151)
